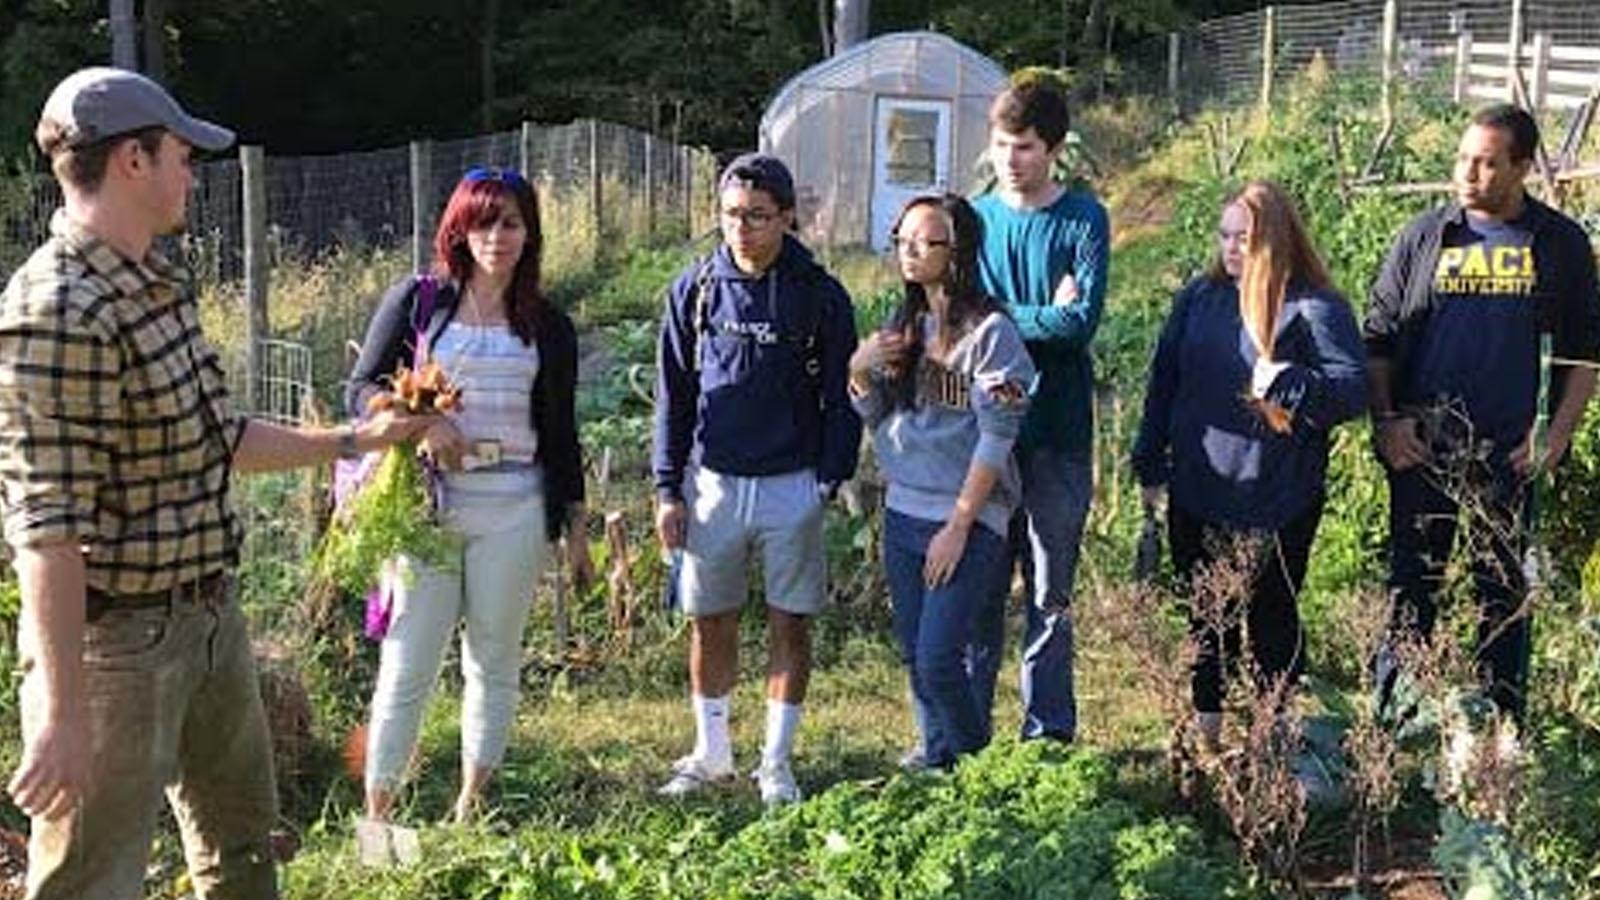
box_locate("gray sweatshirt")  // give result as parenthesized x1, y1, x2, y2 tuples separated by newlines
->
(853, 310, 1035, 537)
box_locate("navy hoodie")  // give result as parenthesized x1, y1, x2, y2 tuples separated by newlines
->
(1131, 276, 1367, 530)
(653, 236, 861, 501)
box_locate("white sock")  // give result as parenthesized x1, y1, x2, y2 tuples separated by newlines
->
(763, 700, 802, 766)
(691, 694, 731, 766)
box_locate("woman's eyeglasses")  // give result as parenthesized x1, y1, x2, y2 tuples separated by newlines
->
(890, 235, 953, 256)
(464, 167, 529, 189)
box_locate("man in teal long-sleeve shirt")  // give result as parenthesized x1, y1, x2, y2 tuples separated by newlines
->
(969, 81, 1109, 745)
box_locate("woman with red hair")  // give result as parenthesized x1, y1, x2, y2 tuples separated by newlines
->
(1131, 180, 1366, 748)
(347, 168, 591, 823)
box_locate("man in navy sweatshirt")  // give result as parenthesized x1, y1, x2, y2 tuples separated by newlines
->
(1365, 104, 1600, 723)
(652, 154, 860, 805)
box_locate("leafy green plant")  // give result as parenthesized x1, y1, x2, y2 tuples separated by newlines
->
(1435, 807, 1571, 900)
(314, 447, 459, 597)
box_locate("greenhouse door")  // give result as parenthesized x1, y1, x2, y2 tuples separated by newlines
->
(870, 97, 951, 251)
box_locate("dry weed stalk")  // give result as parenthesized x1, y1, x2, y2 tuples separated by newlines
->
(1087, 578, 1199, 796)
(1206, 672, 1308, 894)
(1394, 400, 1533, 825)
(1104, 528, 1311, 893)
(1331, 589, 1403, 891)
(1189, 532, 1309, 894)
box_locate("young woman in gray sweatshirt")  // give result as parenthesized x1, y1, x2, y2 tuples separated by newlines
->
(849, 194, 1035, 768)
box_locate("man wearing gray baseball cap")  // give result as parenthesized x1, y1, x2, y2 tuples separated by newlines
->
(40, 66, 237, 154)
(1, 68, 428, 899)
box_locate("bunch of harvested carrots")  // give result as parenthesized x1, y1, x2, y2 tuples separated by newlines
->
(366, 360, 462, 415)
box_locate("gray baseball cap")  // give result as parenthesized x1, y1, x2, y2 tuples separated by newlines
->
(39, 67, 235, 152)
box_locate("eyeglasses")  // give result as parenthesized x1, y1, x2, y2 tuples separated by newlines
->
(719, 207, 779, 229)
(463, 167, 529, 189)
(890, 235, 953, 256)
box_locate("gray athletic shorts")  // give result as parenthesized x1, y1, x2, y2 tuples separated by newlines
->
(681, 466, 827, 617)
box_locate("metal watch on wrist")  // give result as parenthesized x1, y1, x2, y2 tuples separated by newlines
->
(337, 424, 361, 460)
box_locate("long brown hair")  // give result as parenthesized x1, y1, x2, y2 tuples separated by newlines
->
(885, 193, 1003, 409)
(1208, 180, 1330, 361)
(432, 170, 546, 345)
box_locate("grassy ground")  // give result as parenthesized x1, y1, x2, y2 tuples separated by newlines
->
(274, 577, 1216, 897)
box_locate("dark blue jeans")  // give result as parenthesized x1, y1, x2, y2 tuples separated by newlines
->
(1387, 464, 1532, 721)
(884, 509, 1009, 768)
(970, 448, 1093, 742)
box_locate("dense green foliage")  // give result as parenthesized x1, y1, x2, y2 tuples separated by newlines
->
(286, 741, 1257, 898)
(0, 0, 1262, 160)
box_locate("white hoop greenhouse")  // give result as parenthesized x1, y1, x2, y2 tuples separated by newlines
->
(758, 31, 1010, 251)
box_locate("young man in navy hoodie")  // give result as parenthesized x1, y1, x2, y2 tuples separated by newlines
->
(652, 154, 860, 805)
(1365, 104, 1600, 723)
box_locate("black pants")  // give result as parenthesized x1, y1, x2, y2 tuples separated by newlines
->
(1386, 465, 1531, 721)
(1169, 498, 1323, 714)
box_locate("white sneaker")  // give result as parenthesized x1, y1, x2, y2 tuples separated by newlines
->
(657, 754, 735, 797)
(898, 746, 929, 773)
(751, 760, 802, 807)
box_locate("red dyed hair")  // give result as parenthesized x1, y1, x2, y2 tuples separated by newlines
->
(431, 173, 546, 345)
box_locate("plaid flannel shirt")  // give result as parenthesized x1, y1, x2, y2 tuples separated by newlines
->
(0, 210, 246, 596)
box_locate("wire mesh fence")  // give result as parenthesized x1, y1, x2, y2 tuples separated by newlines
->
(0, 119, 716, 422)
(1123, 0, 1600, 118)
(1, 118, 717, 287)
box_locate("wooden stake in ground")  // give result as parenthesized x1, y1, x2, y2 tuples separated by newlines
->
(605, 511, 635, 642)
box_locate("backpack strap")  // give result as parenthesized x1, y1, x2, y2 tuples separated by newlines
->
(683, 254, 826, 386)
(410, 274, 440, 368)
(687, 256, 715, 375)
(801, 270, 826, 381)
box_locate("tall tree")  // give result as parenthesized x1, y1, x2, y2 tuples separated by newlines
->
(1076, 0, 1105, 99)
(480, 0, 499, 133)
(1, 0, 108, 163)
(833, 0, 868, 53)
(143, 0, 166, 83)
(109, 0, 135, 68)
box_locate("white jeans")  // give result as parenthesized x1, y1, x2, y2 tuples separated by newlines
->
(365, 474, 546, 792)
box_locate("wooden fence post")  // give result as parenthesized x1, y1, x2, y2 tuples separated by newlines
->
(588, 119, 603, 265)
(1167, 32, 1181, 113)
(1506, 0, 1524, 103)
(409, 140, 433, 274)
(605, 511, 634, 642)
(551, 548, 568, 659)
(644, 131, 657, 240)
(1380, 0, 1399, 127)
(1454, 31, 1473, 104)
(682, 145, 694, 238)
(1260, 6, 1277, 116)
(519, 120, 535, 179)
(241, 145, 268, 413)
(1530, 32, 1550, 113)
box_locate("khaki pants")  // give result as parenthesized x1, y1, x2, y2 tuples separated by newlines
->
(20, 578, 278, 900)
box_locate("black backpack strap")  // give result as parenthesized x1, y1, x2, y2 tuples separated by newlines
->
(795, 266, 827, 382)
(682, 254, 826, 386)
(687, 255, 715, 375)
